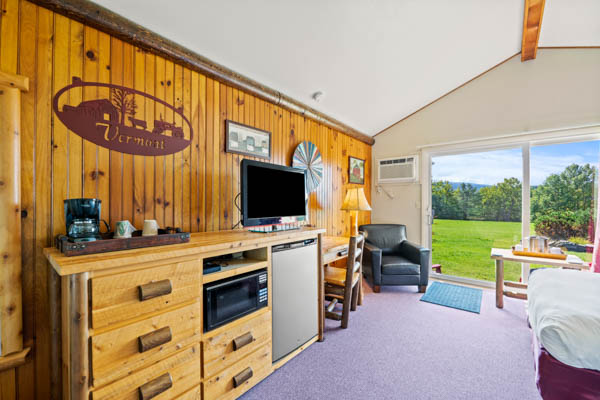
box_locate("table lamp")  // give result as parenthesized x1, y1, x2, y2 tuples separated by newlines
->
(341, 187, 372, 236)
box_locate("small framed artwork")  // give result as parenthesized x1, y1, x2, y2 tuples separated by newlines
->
(349, 156, 365, 184)
(225, 120, 271, 160)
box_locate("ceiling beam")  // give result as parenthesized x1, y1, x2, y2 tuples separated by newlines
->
(521, 0, 546, 61)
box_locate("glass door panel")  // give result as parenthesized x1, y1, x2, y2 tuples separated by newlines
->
(530, 141, 599, 269)
(431, 148, 523, 282)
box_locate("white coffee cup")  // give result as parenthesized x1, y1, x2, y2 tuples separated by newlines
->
(115, 220, 136, 238)
(142, 219, 159, 236)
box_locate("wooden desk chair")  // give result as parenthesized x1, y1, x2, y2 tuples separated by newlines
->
(324, 234, 364, 329)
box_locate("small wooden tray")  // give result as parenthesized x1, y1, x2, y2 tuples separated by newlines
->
(55, 230, 190, 256)
(512, 250, 567, 260)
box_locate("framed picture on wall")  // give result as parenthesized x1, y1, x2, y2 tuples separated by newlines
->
(349, 156, 365, 184)
(225, 120, 271, 160)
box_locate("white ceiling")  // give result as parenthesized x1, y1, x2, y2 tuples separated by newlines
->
(92, 0, 600, 136)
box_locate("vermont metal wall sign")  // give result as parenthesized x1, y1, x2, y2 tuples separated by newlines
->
(52, 77, 193, 156)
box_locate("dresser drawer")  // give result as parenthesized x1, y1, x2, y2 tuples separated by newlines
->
(91, 259, 201, 329)
(92, 302, 201, 388)
(92, 344, 201, 400)
(202, 310, 272, 378)
(203, 343, 272, 400)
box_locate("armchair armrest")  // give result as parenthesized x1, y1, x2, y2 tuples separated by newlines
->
(363, 242, 383, 285)
(400, 241, 431, 285)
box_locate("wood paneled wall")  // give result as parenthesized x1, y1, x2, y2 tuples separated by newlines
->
(0, 1, 371, 398)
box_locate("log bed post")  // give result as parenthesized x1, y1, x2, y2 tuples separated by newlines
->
(0, 71, 29, 358)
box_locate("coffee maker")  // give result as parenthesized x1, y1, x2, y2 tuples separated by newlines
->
(64, 198, 109, 241)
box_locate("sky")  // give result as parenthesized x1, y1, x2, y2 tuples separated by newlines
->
(432, 141, 600, 186)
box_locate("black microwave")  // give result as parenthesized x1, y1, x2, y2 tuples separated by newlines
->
(203, 269, 268, 332)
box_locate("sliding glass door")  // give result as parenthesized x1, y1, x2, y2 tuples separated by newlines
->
(430, 148, 523, 282)
(427, 137, 599, 284)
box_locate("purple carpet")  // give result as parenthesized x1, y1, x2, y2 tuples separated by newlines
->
(241, 281, 541, 400)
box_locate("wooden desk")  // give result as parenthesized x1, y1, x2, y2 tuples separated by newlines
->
(322, 236, 351, 264)
(490, 248, 590, 308)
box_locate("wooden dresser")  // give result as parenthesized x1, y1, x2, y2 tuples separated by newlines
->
(44, 228, 325, 400)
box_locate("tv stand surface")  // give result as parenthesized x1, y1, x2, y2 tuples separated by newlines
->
(249, 225, 300, 233)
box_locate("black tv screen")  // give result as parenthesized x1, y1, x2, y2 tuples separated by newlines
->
(241, 159, 306, 226)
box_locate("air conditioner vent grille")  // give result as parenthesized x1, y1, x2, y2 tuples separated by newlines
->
(377, 155, 418, 183)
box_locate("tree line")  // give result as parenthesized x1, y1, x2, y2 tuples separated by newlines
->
(432, 164, 596, 238)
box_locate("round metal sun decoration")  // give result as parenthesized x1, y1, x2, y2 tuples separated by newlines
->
(292, 141, 323, 192)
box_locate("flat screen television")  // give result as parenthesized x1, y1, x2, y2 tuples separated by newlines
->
(241, 159, 307, 227)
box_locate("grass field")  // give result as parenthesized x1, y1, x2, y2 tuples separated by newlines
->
(431, 219, 592, 282)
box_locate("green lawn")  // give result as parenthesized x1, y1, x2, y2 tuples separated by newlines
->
(431, 219, 592, 282)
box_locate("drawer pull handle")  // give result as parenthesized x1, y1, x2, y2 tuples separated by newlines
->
(138, 279, 172, 301)
(233, 367, 253, 388)
(233, 332, 253, 351)
(138, 326, 172, 353)
(138, 372, 172, 400)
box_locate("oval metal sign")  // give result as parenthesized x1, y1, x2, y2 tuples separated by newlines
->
(52, 77, 193, 156)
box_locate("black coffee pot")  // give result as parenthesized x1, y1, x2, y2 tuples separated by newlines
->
(64, 198, 109, 241)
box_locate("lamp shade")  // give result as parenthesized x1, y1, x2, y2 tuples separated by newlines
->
(341, 188, 372, 211)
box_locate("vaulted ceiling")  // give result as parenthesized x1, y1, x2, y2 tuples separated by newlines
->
(92, 0, 600, 136)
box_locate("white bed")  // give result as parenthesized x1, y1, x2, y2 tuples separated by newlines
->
(528, 267, 600, 371)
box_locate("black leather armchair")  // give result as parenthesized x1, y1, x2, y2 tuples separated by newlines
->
(358, 224, 431, 293)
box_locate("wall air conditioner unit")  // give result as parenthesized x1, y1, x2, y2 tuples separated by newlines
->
(377, 155, 419, 183)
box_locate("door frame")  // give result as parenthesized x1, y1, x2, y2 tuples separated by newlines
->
(419, 124, 600, 284)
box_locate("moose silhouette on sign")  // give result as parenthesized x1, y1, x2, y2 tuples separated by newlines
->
(52, 77, 193, 156)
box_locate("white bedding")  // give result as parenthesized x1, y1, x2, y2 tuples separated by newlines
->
(528, 268, 600, 371)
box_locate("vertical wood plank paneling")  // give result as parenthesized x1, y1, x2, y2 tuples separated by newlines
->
(51, 12, 69, 247)
(197, 74, 206, 232)
(219, 84, 227, 230)
(83, 26, 99, 199)
(0, 0, 19, 73)
(231, 89, 239, 227)
(211, 80, 220, 231)
(182, 67, 191, 233)
(133, 48, 145, 228)
(34, 8, 53, 399)
(16, 2, 37, 398)
(108, 37, 123, 228)
(0, 370, 16, 399)
(3, 5, 371, 398)
(205, 78, 214, 231)
(153, 56, 165, 227)
(96, 31, 111, 223)
(68, 20, 83, 200)
(190, 71, 199, 231)
(173, 63, 183, 229)
(121, 42, 134, 223)
(163, 60, 174, 228)
(143, 52, 155, 223)
(224, 86, 232, 230)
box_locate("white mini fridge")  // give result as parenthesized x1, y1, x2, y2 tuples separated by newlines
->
(271, 239, 319, 362)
